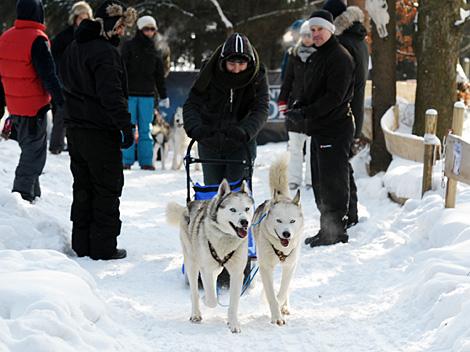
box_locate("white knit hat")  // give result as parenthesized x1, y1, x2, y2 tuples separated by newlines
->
(68, 1, 93, 25)
(299, 20, 312, 37)
(137, 16, 157, 30)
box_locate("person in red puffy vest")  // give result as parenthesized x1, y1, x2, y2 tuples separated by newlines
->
(0, 0, 64, 203)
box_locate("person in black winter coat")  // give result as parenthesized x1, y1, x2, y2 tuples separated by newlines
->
(0, 0, 64, 203)
(60, 0, 137, 260)
(278, 20, 316, 191)
(121, 15, 169, 170)
(49, 1, 93, 154)
(183, 33, 269, 185)
(286, 10, 355, 247)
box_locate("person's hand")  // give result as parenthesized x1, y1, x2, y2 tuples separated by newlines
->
(278, 101, 287, 114)
(285, 108, 305, 127)
(1, 116, 13, 140)
(190, 125, 214, 141)
(158, 97, 170, 109)
(223, 126, 248, 142)
(120, 124, 135, 149)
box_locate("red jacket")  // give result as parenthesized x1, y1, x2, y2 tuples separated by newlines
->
(0, 20, 51, 117)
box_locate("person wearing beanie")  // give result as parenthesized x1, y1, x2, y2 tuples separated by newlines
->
(49, 1, 93, 155)
(0, 0, 64, 203)
(323, 0, 347, 19)
(286, 9, 355, 248)
(121, 15, 169, 170)
(183, 33, 269, 186)
(322, 3, 369, 228)
(59, 0, 137, 260)
(280, 19, 305, 81)
(278, 20, 316, 191)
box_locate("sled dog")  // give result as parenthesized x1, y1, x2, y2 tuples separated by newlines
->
(169, 107, 199, 171)
(151, 109, 171, 169)
(252, 153, 304, 325)
(166, 179, 254, 333)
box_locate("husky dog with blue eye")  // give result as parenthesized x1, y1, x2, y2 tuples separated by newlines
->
(252, 153, 304, 326)
(166, 179, 254, 333)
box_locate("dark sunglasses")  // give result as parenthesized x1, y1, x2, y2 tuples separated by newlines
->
(142, 27, 157, 32)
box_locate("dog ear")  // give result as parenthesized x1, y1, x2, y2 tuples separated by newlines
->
(216, 179, 231, 198)
(292, 189, 301, 206)
(240, 180, 251, 196)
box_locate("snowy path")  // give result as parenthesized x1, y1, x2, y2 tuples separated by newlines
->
(1, 140, 470, 351)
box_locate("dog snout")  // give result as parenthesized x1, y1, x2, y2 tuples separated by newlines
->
(240, 219, 248, 228)
(282, 231, 291, 239)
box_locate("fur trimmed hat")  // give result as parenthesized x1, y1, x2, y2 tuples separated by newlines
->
(68, 1, 93, 26)
(322, 0, 347, 19)
(308, 9, 336, 34)
(137, 15, 158, 30)
(95, 0, 137, 36)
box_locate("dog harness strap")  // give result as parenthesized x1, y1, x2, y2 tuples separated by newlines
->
(208, 241, 235, 266)
(271, 244, 291, 262)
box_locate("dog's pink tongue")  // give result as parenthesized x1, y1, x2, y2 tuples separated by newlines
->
(238, 228, 248, 238)
(280, 239, 289, 247)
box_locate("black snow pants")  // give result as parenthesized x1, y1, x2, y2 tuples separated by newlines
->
(11, 112, 48, 200)
(67, 128, 124, 259)
(310, 118, 355, 242)
(49, 104, 66, 152)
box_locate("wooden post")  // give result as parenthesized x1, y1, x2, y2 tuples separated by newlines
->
(445, 101, 466, 208)
(464, 57, 470, 78)
(421, 109, 438, 196)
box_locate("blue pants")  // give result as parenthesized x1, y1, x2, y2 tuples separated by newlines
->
(122, 96, 154, 167)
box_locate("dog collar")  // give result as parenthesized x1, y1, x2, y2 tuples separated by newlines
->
(251, 212, 268, 227)
(208, 241, 235, 267)
(271, 244, 292, 262)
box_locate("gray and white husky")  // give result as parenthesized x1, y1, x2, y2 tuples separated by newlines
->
(252, 153, 304, 325)
(166, 179, 254, 333)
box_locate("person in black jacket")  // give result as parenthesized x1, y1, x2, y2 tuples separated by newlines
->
(0, 0, 64, 203)
(323, 0, 369, 227)
(60, 0, 137, 260)
(121, 15, 169, 170)
(183, 33, 269, 185)
(49, 1, 92, 155)
(286, 10, 355, 247)
(278, 20, 316, 191)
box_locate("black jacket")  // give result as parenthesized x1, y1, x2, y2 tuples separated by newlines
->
(121, 31, 167, 99)
(51, 25, 75, 74)
(183, 45, 269, 152)
(335, 8, 369, 138)
(60, 19, 131, 130)
(302, 36, 355, 137)
(278, 45, 315, 133)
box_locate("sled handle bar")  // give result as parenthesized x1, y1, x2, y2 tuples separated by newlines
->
(184, 138, 253, 204)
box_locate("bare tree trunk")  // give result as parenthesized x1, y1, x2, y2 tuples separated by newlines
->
(414, 0, 463, 140)
(369, 0, 396, 175)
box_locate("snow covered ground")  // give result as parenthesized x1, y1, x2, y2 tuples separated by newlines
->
(1, 138, 470, 352)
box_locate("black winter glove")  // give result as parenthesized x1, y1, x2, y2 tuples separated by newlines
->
(285, 108, 305, 127)
(120, 124, 135, 149)
(223, 126, 248, 142)
(190, 125, 214, 141)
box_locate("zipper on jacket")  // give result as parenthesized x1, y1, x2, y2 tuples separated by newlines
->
(230, 89, 234, 112)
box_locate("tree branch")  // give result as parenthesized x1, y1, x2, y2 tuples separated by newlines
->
(208, 0, 233, 29)
(134, 1, 195, 18)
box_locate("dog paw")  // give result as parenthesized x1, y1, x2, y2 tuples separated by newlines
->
(190, 315, 202, 323)
(281, 305, 290, 315)
(271, 316, 286, 326)
(227, 321, 241, 333)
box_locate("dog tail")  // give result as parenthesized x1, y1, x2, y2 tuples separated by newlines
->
(166, 202, 186, 227)
(269, 152, 290, 198)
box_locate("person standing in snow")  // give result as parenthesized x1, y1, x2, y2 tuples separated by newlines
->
(322, 0, 369, 228)
(0, 0, 64, 203)
(60, 0, 137, 260)
(49, 1, 93, 155)
(286, 10, 355, 247)
(183, 33, 269, 185)
(278, 20, 316, 191)
(121, 15, 169, 170)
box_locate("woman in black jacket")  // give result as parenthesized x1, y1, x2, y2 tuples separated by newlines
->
(121, 15, 169, 170)
(183, 33, 269, 185)
(278, 20, 316, 191)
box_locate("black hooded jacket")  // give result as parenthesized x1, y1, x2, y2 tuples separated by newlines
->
(302, 35, 355, 137)
(51, 26, 75, 74)
(183, 36, 269, 152)
(337, 19, 369, 138)
(59, 19, 131, 130)
(121, 30, 167, 99)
